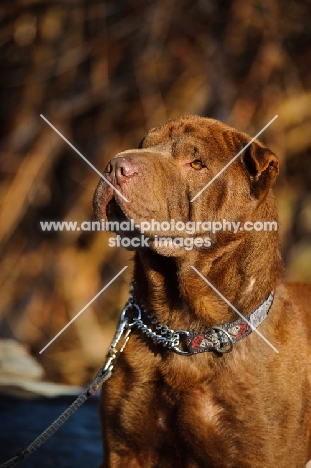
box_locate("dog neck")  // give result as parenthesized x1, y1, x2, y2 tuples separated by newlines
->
(133, 214, 283, 330)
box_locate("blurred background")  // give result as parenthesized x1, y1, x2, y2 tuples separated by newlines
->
(0, 0, 311, 391)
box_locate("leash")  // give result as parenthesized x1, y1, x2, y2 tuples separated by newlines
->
(0, 310, 132, 468)
(0, 284, 274, 467)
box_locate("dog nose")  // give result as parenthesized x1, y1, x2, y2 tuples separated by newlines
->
(104, 157, 138, 185)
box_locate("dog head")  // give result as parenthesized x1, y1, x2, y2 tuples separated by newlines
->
(93, 115, 279, 256)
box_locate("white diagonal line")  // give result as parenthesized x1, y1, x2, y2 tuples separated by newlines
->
(39, 266, 128, 354)
(40, 114, 129, 203)
(190, 115, 278, 202)
(191, 266, 279, 353)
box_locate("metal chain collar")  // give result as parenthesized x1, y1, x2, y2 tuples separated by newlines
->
(122, 283, 274, 355)
(120, 284, 191, 354)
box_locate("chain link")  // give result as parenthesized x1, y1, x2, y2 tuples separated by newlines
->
(121, 284, 191, 355)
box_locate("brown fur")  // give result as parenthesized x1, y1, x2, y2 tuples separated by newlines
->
(93, 115, 311, 467)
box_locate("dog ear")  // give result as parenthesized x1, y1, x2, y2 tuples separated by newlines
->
(242, 142, 279, 198)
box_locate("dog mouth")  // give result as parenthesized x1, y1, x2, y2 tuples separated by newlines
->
(106, 198, 127, 223)
(105, 198, 143, 239)
(101, 194, 207, 236)
(93, 182, 212, 254)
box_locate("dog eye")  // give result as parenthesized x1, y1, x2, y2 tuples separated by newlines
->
(190, 159, 205, 170)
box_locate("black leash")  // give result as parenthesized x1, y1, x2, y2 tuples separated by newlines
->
(0, 307, 132, 468)
(0, 367, 112, 468)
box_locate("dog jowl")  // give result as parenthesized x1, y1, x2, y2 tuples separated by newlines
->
(93, 115, 311, 468)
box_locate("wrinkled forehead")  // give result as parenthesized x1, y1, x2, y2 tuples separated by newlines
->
(140, 116, 246, 151)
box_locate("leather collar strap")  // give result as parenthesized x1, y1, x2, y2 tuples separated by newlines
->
(186, 292, 274, 354)
(130, 290, 274, 355)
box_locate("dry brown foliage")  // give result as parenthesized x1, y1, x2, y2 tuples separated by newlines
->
(0, 0, 310, 385)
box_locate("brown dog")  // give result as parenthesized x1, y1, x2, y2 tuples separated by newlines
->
(93, 115, 311, 467)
